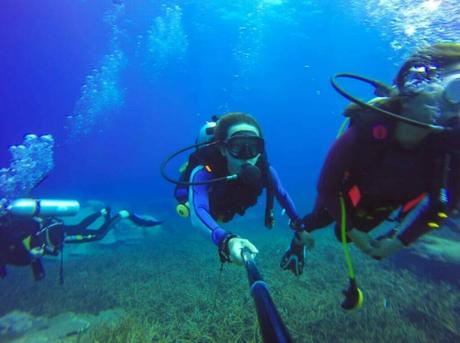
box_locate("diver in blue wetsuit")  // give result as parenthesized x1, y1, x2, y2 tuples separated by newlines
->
(163, 112, 311, 266)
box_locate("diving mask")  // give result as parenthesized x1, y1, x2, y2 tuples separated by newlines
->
(402, 64, 460, 105)
(224, 133, 264, 160)
(443, 74, 460, 105)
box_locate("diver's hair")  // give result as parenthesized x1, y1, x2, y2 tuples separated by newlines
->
(395, 42, 460, 89)
(214, 112, 263, 141)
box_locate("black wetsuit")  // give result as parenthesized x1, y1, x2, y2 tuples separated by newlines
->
(304, 115, 460, 246)
(0, 210, 161, 280)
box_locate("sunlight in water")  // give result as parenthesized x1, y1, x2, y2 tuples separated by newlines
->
(406, 0, 442, 15)
(421, 0, 442, 12)
(260, 0, 284, 6)
(0, 134, 54, 199)
(351, 0, 459, 57)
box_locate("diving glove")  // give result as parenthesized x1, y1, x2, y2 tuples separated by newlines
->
(218, 233, 259, 265)
(280, 233, 306, 276)
(228, 237, 258, 265)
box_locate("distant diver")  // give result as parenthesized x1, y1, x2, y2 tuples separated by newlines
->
(0, 198, 162, 281)
(162, 112, 310, 268)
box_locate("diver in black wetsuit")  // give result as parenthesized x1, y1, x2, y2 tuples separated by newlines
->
(276, 42, 460, 311)
(0, 205, 162, 281)
(281, 42, 460, 274)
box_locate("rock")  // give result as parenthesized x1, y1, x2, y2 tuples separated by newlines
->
(0, 311, 46, 336)
(0, 309, 126, 342)
(393, 234, 460, 287)
(13, 312, 91, 342)
(411, 235, 460, 264)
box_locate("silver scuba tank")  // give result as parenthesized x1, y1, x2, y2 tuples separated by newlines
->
(196, 120, 217, 147)
(7, 199, 80, 217)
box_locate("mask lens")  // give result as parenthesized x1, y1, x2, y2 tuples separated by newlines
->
(444, 76, 460, 105)
(226, 136, 264, 159)
(402, 64, 438, 93)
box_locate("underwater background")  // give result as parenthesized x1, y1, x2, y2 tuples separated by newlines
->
(1, 0, 460, 342)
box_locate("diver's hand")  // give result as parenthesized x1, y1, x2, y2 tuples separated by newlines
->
(348, 229, 378, 255)
(289, 218, 315, 247)
(228, 237, 259, 265)
(280, 234, 306, 276)
(29, 246, 45, 258)
(296, 231, 315, 250)
(289, 219, 305, 231)
(370, 237, 404, 260)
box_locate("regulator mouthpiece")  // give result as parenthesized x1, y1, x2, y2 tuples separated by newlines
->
(239, 164, 261, 184)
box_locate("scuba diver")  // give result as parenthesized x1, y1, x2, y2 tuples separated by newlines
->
(161, 112, 309, 266)
(280, 43, 460, 307)
(0, 198, 162, 281)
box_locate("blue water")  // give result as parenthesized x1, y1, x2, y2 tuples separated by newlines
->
(0, 0, 418, 206)
(1, 0, 460, 341)
(3, 0, 457, 206)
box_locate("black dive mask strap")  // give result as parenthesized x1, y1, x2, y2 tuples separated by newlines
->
(435, 153, 451, 214)
(263, 154, 275, 229)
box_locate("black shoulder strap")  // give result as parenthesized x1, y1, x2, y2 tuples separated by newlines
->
(183, 145, 225, 178)
(263, 154, 275, 229)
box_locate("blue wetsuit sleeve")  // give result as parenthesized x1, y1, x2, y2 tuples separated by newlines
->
(270, 166, 301, 223)
(190, 168, 228, 246)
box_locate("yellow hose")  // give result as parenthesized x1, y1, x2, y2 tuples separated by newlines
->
(340, 195, 355, 279)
